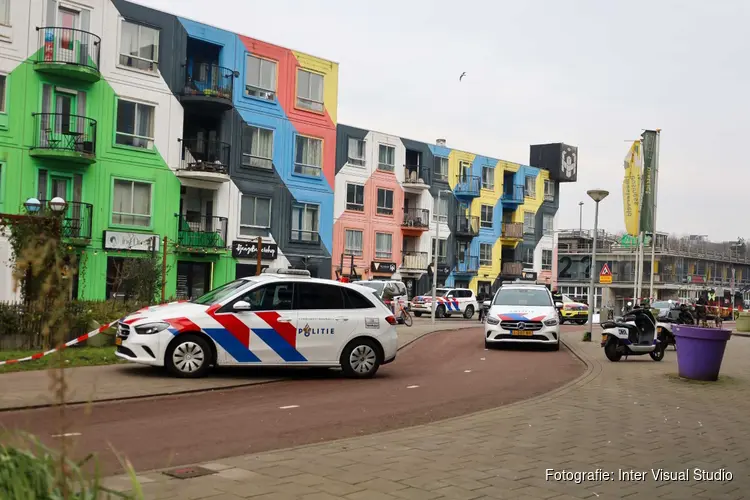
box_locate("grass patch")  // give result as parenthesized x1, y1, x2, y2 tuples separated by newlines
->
(0, 346, 125, 374)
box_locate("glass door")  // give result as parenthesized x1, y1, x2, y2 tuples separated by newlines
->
(53, 90, 76, 137)
(57, 7, 80, 63)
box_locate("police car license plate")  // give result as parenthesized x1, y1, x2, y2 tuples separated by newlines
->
(115, 337, 122, 346)
(512, 330, 533, 336)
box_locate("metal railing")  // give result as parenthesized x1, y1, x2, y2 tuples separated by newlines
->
(290, 230, 320, 244)
(455, 215, 479, 237)
(402, 208, 430, 229)
(401, 251, 428, 270)
(182, 62, 234, 101)
(179, 138, 230, 175)
(35, 27, 101, 72)
(403, 165, 428, 185)
(454, 175, 481, 197)
(454, 255, 479, 274)
(177, 214, 228, 249)
(502, 222, 524, 239)
(502, 261, 523, 276)
(501, 184, 524, 203)
(31, 113, 97, 156)
(38, 200, 93, 240)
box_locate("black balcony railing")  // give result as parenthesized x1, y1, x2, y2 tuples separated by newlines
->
(35, 27, 101, 72)
(31, 113, 97, 156)
(502, 222, 524, 239)
(403, 165, 429, 185)
(179, 139, 230, 175)
(39, 200, 93, 240)
(402, 251, 428, 270)
(403, 208, 430, 229)
(182, 62, 234, 101)
(455, 174, 480, 197)
(177, 214, 228, 249)
(454, 255, 480, 274)
(291, 230, 321, 244)
(502, 261, 523, 277)
(455, 215, 480, 237)
(502, 184, 524, 203)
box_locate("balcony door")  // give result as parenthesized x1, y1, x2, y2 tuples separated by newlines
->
(57, 7, 80, 62)
(54, 90, 76, 135)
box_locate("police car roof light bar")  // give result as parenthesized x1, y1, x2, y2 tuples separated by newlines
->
(262, 268, 311, 277)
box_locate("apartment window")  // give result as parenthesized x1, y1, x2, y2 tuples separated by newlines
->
(542, 249, 553, 270)
(459, 161, 471, 180)
(347, 137, 366, 166)
(543, 214, 554, 235)
(346, 183, 364, 211)
(378, 144, 395, 171)
(544, 179, 555, 201)
(375, 233, 393, 260)
(116, 99, 155, 149)
(0, 74, 6, 113)
(523, 211, 535, 234)
(480, 243, 492, 266)
(0, 0, 8, 25)
(481, 166, 494, 190)
(434, 156, 448, 181)
(345, 229, 363, 256)
(294, 135, 322, 176)
(296, 69, 324, 112)
(523, 247, 534, 267)
(376, 188, 394, 216)
(112, 179, 151, 227)
(431, 238, 447, 261)
(291, 203, 319, 242)
(239, 195, 271, 235)
(245, 55, 276, 100)
(241, 124, 273, 169)
(432, 196, 449, 222)
(524, 175, 536, 198)
(480, 205, 493, 229)
(119, 20, 159, 72)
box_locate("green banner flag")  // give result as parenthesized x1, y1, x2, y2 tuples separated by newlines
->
(639, 130, 658, 233)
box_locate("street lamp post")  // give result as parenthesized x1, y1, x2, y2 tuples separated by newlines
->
(585, 189, 609, 340)
(578, 201, 584, 234)
(432, 189, 453, 324)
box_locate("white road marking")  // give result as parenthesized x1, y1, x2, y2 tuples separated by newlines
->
(406, 385, 419, 389)
(51, 433, 81, 438)
(480, 358, 486, 361)
(279, 405, 299, 410)
(464, 370, 472, 373)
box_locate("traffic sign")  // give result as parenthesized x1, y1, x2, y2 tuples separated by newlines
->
(599, 263, 612, 284)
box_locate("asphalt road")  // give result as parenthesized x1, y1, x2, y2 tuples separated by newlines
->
(0, 326, 584, 475)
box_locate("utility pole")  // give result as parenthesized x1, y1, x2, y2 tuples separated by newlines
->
(578, 201, 583, 234)
(648, 129, 661, 300)
(256, 236, 262, 275)
(161, 236, 167, 302)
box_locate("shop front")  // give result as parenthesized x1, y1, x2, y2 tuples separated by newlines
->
(371, 261, 397, 280)
(232, 240, 278, 278)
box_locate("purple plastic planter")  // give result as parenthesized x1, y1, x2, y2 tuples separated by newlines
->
(673, 325, 732, 381)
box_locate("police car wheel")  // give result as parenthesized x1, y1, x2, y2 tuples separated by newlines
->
(341, 339, 381, 379)
(463, 306, 474, 319)
(414, 312, 422, 317)
(166, 334, 211, 378)
(436, 305, 446, 319)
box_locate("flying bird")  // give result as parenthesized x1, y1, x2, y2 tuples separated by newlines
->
(459, 72, 466, 81)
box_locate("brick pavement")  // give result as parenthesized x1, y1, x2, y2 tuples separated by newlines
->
(104, 331, 750, 499)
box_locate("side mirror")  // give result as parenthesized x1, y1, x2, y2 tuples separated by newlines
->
(555, 302, 564, 309)
(233, 300, 252, 311)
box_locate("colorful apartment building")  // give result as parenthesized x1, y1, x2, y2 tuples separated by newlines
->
(333, 128, 578, 297)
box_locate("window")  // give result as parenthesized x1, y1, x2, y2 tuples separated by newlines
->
(298, 283, 346, 310)
(459, 161, 471, 181)
(0, 74, 6, 113)
(523, 211, 535, 234)
(433, 156, 448, 181)
(291, 203, 319, 242)
(0, 0, 8, 25)
(241, 125, 273, 169)
(480, 243, 492, 266)
(544, 180, 555, 201)
(112, 179, 151, 227)
(542, 249, 553, 270)
(375, 233, 393, 260)
(431, 238, 447, 261)
(378, 144, 395, 171)
(294, 135, 322, 176)
(524, 175, 536, 198)
(493, 288, 552, 307)
(116, 99, 155, 149)
(240, 195, 271, 235)
(377, 188, 394, 216)
(345, 229, 363, 256)
(346, 183, 364, 211)
(522, 247, 534, 266)
(296, 69, 324, 112)
(119, 21, 159, 72)
(347, 137, 366, 166)
(481, 166, 494, 190)
(432, 196, 449, 222)
(543, 214, 554, 235)
(245, 55, 276, 100)
(480, 205, 493, 228)
(343, 288, 376, 309)
(235, 282, 293, 311)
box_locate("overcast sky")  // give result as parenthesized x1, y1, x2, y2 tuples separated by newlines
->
(135, 0, 748, 242)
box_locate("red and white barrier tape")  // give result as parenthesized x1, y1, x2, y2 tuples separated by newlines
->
(0, 320, 118, 367)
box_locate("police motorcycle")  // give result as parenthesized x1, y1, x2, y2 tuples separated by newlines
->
(655, 303, 695, 350)
(600, 303, 666, 362)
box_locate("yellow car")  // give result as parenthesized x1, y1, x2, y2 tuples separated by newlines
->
(559, 295, 589, 325)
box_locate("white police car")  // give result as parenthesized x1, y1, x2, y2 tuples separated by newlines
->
(484, 283, 561, 350)
(115, 269, 399, 378)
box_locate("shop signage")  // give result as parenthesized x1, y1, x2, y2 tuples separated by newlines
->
(232, 241, 278, 260)
(427, 264, 451, 276)
(522, 270, 538, 281)
(103, 231, 159, 252)
(371, 261, 397, 274)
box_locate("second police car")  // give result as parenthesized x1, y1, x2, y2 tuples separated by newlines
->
(410, 288, 478, 319)
(114, 269, 399, 378)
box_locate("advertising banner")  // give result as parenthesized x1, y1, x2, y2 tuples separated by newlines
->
(640, 130, 658, 233)
(622, 141, 642, 236)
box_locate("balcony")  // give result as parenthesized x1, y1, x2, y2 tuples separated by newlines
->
(403, 165, 429, 191)
(39, 200, 93, 242)
(455, 215, 480, 238)
(402, 208, 430, 231)
(501, 222, 524, 244)
(501, 184, 524, 205)
(453, 255, 479, 274)
(34, 27, 101, 82)
(180, 62, 235, 112)
(401, 251, 428, 271)
(29, 113, 97, 164)
(502, 261, 523, 277)
(177, 214, 228, 250)
(177, 139, 231, 183)
(454, 175, 481, 198)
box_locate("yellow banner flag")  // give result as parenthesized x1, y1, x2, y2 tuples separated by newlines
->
(622, 141, 642, 236)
